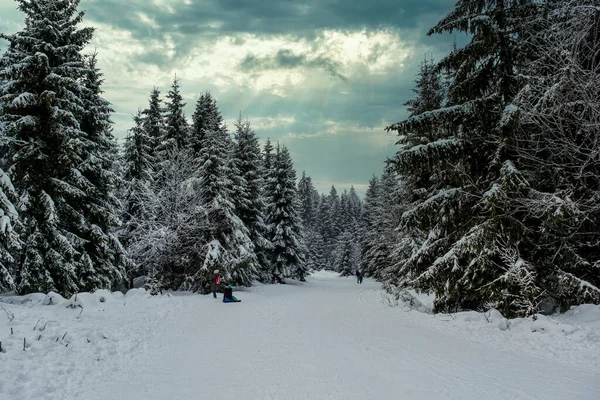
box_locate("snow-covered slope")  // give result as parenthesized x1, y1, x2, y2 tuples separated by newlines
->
(1, 271, 599, 400)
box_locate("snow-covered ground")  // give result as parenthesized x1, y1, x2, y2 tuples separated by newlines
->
(1, 271, 599, 400)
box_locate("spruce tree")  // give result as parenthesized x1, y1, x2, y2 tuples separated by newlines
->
(190, 91, 224, 157)
(506, 0, 600, 311)
(315, 193, 331, 266)
(76, 51, 128, 292)
(327, 186, 341, 238)
(0, 167, 21, 292)
(334, 230, 360, 277)
(263, 138, 274, 179)
(386, 0, 540, 316)
(363, 168, 404, 280)
(262, 138, 276, 269)
(307, 230, 327, 271)
(312, 186, 322, 222)
(360, 176, 380, 276)
(320, 185, 341, 264)
(232, 115, 272, 279)
(339, 189, 350, 232)
(157, 76, 189, 157)
(182, 116, 258, 290)
(297, 171, 317, 230)
(119, 110, 155, 285)
(123, 111, 154, 186)
(404, 57, 444, 117)
(0, 0, 124, 295)
(379, 58, 443, 287)
(266, 145, 307, 281)
(297, 172, 324, 271)
(142, 87, 165, 158)
(348, 186, 362, 227)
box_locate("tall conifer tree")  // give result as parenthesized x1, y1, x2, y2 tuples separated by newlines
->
(0, 0, 125, 295)
(142, 87, 165, 158)
(157, 76, 189, 157)
(266, 145, 307, 281)
(232, 115, 272, 278)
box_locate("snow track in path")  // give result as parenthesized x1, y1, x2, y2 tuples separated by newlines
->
(2, 271, 599, 400)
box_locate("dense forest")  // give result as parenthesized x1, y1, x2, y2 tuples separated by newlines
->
(374, 0, 600, 317)
(1, 0, 599, 318)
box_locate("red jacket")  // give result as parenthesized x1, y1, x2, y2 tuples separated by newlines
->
(211, 273, 221, 290)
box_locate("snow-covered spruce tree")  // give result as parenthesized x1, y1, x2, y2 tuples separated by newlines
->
(339, 189, 350, 232)
(266, 145, 307, 281)
(190, 91, 224, 158)
(507, 0, 600, 311)
(342, 187, 362, 234)
(312, 193, 327, 271)
(297, 171, 318, 230)
(76, 51, 128, 292)
(0, 91, 22, 292)
(157, 76, 189, 158)
(386, 0, 540, 316)
(297, 171, 325, 271)
(262, 138, 274, 190)
(0, 167, 21, 292)
(334, 187, 364, 272)
(261, 138, 277, 264)
(0, 0, 125, 295)
(316, 185, 341, 266)
(361, 168, 403, 280)
(119, 110, 155, 286)
(315, 192, 331, 266)
(393, 56, 445, 213)
(359, 176, 379, 275)
(327, 186, 341, 243)
(305, 229, 327, 271)
(404, 57, 444, 117)
(377, 58, 443, 287)
(297, 171, 312, 225)
(142, 87, 165, 158)
(333, 230, 360, 277)
(181, 120, 258, 291)
(347, 186, 362, 229)
(376, 172, 415, 283)
(360, 178, 384, 279)
(262, 138, 275, 225)
(122, 111, 154, 187)
(232, 115, 272, 280)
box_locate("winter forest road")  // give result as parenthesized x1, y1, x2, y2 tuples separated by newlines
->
(73, 271, 598, 400)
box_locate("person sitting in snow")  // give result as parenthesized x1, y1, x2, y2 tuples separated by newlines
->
(356, 270, 363, 284)
(223, 284, 241, 303)
(211, 269, 222, 299)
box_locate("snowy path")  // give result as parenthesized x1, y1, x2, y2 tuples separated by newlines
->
(2, 272, 599, 399)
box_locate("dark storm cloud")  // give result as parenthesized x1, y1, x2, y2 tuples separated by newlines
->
(85, 0, 448, 35)
(240, 49, 347, 81)
(78, 0, 460, 82)
(82, 0, 454, 52)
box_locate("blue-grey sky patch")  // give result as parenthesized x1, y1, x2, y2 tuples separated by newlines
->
(0, 0, 456, 195)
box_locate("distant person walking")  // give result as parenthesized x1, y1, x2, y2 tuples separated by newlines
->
(211, 269, 222, 298)
(356, 270, 363, 284)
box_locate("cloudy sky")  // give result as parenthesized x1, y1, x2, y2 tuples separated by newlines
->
(0, 0, 456, 195)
